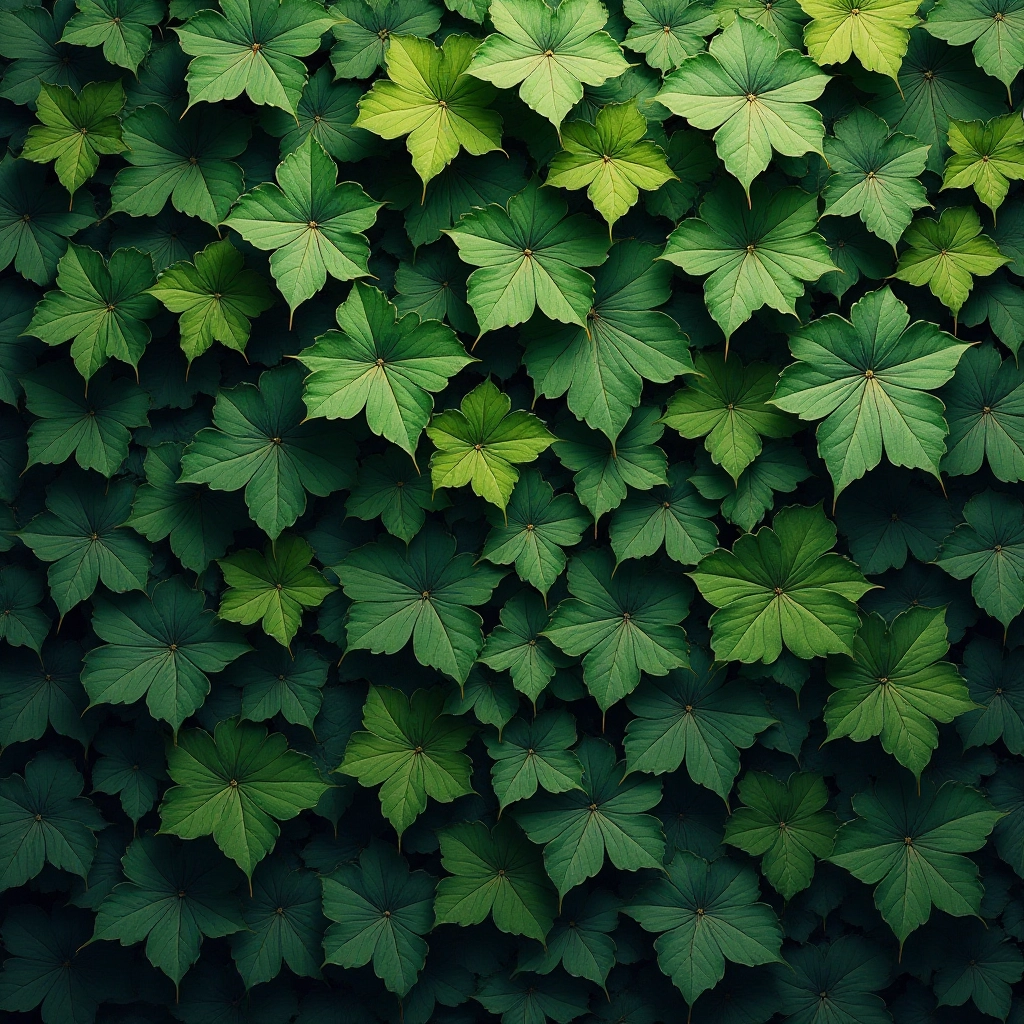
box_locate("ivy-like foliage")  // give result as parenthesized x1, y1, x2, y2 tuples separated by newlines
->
(1, 1, 1024, 1023)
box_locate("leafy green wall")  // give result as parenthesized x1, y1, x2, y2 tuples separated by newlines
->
(0, 0, 1023, 1022)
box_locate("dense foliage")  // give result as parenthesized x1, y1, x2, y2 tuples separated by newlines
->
(0, 0, 1023, 1021)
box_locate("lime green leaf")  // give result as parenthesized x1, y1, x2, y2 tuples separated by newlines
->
(298, 282, 474, 458)
(689, 504, 875, 664)
(723, 772, 838, 899)
(656, 16, 829, 195)
(546, 102, 674, 231)
(356, 33, 503, 193)
(159, 718, 328, 878)
(217, 535, 335, 649)
(223, 137, 381, 319)
(427, 379, 555, 510)
(800, 0, 920, 80)
(338, 685, 474, 841)
(435, 819, 557, 942)
(148, 240, 273, 363)
(466, 0, 630, 129)
(22, 81, 125, 199)
(174, 0, 337, 115)
(942, 114, 1024, 217)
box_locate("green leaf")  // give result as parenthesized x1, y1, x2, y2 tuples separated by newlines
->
(645, 128, 718, 222)
(625, 851, 785, 1006)
(821, 107, 931, 249)
(434, 819, 557, 942)
(225, 639, 327, 731)
(623, 0, 719, 72)
(714, 0, 810, 49)
(609, 462, 719, 566)
(483, 709, 584, 811)
(22, 80, 125, 198)
(217, 535, 335, 649)
(82, 576, 250, 732)
(546, 102, 674, 230)
(92, 834, 244, 987)
(800, 0, 920, 79)
(298, 282, 474, 459)
(523, 239, 695, 443)
(941, 114, 1024, 217)
(553, 405, 669, 523)
(158, 717, 328, 878)
(179, 364, 356, 540)
(689, 504, 875, 664)
(623, 647, 776, 798)
(232, 856, 326, 988)
(466, 0, 630, 128)
(346, 449, 446, 545)
(544, 547, 690, 712)
(893, 206, 1008, 318)
(92, 724, 167, 822)
(663, 352, 796, 482)
(479, 591, 568, 703)
(148, 240, 273, 363)
(988, 762, 1024, 876)
(174, 0, 337, 115)
(25, 243, 158, 382)
(960, 269, 1024, 357)
(924, 0, 1024, 90)
(444, 666, 519, 734)
(773, 281, 972, 490)
(427, 379, 555, 510)
(957, 637, 1024, 755)
(338, 685, 474, 841)
(337, 525, 504, 685)
(356, 33, 503, 193)
(0, 280, 38, 407)
(126, 441, 239, 575)
(330, 0, 441, 80)
(934, 920, 1024, 1020)
(322, 841, 435, 997)
(22, 362, 150, 478)
(935, 489, 1024, 628)
(481, 469, 589, 597)
(723, 772, 838, 900)
(60, 0, 164, 73)
(662, 179, 835, 345)
(0, 565, 51, 654)
(829, 778, 1002, 943)
(474, 970, 590, 1024)
(223, 136, 381, 318)
(0, 751, 104, 891)
(656, 16, 829, 195)
(18, 470, 151, 619)
(394, 241, 477, 336)
(0, 153, 96, 286)
(445, 179, 610, 339)
(940, 342, 1024, 483)
(514, 738, 665, 899)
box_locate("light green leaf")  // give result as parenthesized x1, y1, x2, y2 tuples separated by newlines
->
(941, 114, 1024, 217)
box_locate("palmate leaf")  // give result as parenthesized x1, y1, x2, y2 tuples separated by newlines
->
(957, 637, 1024, 754)
(800, 0, 920, 80)
(445, 179, 610, 338)
(330, 0, 442, 80)
(466, 0, 630, 129)
(158, 718, 328, 878)
(59, 0, 164, 73)
(475, 970, 590, 1024)
(924, 0, 1024, 91)
(21, 81, 125, 199)
(355, 33, 503, 193)
(771, 287, 971, 499)
(223, 136, 381, 319)
(544, 547, 690, 711)
(394, 241, 477, 335)
(941, 114, 1024, 217)
(322, 841, 435, 998)
(623, 0, 719, 72)
(662, 179, 835, 345)
(714, 0, 810, 49)
(656, 16, 829, 196)
(426, 380, 555, 510)
(174, 0, 337, 115)
(829, 778, 1002, 943)
(523, 240, 695, 444)
(91, 724, 166, 823)
(514, 738, 666, 899)
(434, 819, 557, 942)
(545, 101, 675, 231)
(299, 282, 474, 459)
(82, 576, 250, 732)
(691, 504, 874, 664)
(626, 851, 784, 1006)
(224, 640, 328, 731)
(0, 566, 51, 655)
(338, 685, 474, 841)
